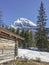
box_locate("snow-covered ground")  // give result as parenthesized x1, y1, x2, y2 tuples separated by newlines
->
(18, 48, 49, 62)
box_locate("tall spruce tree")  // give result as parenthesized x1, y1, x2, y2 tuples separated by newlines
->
(29, 31, 33, 47)
(9, 27, 15, 33)
(0, 10, 5, 27)
(19, 29, 26, 48)
(36, 2, 48, 50)
(20, 29, 33, 48)
(15, 28, 20, 35)
(25, 30, 30, 48)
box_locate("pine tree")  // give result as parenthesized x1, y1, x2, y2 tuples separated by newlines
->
(0, 10, 5, 27)
(36, 2, 48, 51)
(19, 29, 26, 48)
(25, 30, 30, 48)
(15, 28, 20, 35)
(29, 31, 33, 47)
(20, 29, 25, 37)
(9, 27, 15, 33)
(20, 29, 33, 48)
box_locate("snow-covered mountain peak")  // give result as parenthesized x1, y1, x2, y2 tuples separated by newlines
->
(11, 18, 37, 30)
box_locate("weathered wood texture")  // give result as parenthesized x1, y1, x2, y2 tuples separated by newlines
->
(0, 27, 24, 64)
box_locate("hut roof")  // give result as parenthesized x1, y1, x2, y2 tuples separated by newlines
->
(0, 27, 24, 40)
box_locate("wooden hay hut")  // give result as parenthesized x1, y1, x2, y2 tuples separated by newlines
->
(0, 27, 24, 64)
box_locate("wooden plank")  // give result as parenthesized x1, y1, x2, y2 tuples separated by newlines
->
(0, 27, 24, 40)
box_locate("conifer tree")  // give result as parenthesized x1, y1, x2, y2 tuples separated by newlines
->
(29, 31, 33, 47)
(19, 29, 26, 48)
(0, 10, 5, 27)
(9, 27, 15, 33)
(15, 28, 20, 35)
(25, 30, 30, 47)
(36, 2, 48, 50)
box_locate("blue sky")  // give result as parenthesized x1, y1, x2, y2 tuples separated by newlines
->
(0, 0, 49, 27)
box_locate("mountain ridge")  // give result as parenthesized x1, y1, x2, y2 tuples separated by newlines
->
(10, 18, 37, 30)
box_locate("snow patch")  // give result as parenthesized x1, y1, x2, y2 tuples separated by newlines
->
(18, 49, 49, 62)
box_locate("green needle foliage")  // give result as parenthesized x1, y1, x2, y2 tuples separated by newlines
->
(35, 2, 48, 51)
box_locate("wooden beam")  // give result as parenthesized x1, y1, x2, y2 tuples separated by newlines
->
(0, 27, 24, 40)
